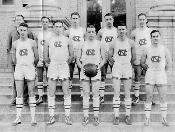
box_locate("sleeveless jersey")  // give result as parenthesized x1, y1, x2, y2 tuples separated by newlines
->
(113, 38, 132, 65)
(100, 27, 118, 52)
(145, 45, 166, 71)
(48, 35, 69, 63)
(69, 27, 84, 52)
(81, 40, 101, 65)
(133, 27, 152, 56)
(37, 30, 53, 61)
(16, 39, 34, 66)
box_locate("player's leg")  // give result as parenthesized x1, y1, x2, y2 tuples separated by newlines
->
(23, 79, 29, 106)
(78, 66, 83, 97)
(92, 80, 100, 126)
(82, 80, 90, 126)
(69, 62, 75, 91)
(144, 84, 154, 126)
(112, 78, 121, 125)
(36, 67, 44, 105)
(100, 63, 107, 103)
(157, 84, 168, 126)
(11, 65, 17, 106)
(123, 79, 132, 125)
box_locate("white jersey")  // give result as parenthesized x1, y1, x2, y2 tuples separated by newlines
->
(113, 38, 132, 65)
(48, 34, 69, 63)
(36, 30, 53, 61)
(100, 27, 118, 52)
(81, 40, 101, 65)
(15, 39, 35, 66)
(145, 45, 166, 71)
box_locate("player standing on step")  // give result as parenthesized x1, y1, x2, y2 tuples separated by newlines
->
(44, 20, 74, 125)
(77, 25, 105, 126)
(11, 23, 39, 126)
(130, 13, 152, 105)
(64, 12, 86, 97)
(141, 30, 171, 126)
(35, 16, 53, 105)
(97, 13, 118, 104)
(7, 15, 35, 106)
(109, 23, 136, 125)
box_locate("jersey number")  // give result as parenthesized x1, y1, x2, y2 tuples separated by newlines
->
(54, 41, 62, 47)
(86, 49, 95, 56)
(72, 36, 81, 42)
(139, 38, 147, 46)
(105, 36, 113, 43)
(118, 49, 127, 56)
(151, 56, 161, 62)
(19, 49, 28, 56)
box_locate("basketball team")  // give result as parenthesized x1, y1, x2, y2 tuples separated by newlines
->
(7, 12, 172, 127)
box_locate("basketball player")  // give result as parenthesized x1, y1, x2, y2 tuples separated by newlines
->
(35, 16, 53, 105)
(11, 23, 39, 126)
(44, 20, 74, 125)
(77, 25, 105, 126)
(7, 15, 35, 106)
(64, 12, 86, 96)
(109, 23, 136, 125)
(130, 13, 152, 105)
(141, 30, 171, 126)
(97, 13, 118, 103)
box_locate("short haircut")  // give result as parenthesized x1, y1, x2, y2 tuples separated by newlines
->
(87, 24, 96, 32)
(52, 20, 63, 26)
(41, 16, 50, 22)
(150, 30, 161, 37)
(117, 22, 126, 27)
(104, 13, 113, 18)
(15, 15, 24, 21)
(71, 12, 80, 18)
(138, 13, 147, 18)
(19, 22, 28, 28)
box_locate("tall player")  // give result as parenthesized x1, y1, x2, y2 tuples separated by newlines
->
(130, 13, 152, 105)
(11, 23, 39, 126)
(141, 30, 171, 126)
(64, 12, 86, 96)
(97, 13, 118, 103)
(35, 16, 53, 105)
(44, 20, 74, 125)
(109, 23, 136, 125)
(77, 25, 105, 126)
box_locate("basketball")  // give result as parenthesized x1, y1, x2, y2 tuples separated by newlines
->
(83, 63, 98, 77)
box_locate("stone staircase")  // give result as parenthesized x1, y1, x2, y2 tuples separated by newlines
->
(0, 69, 175, 125)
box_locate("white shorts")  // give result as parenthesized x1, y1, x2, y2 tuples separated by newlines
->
(80, 69, 101, 81)
(47, 62, 69, 80)
(112, 63, 132, 79)
(14, 64, 36, 80)
(145, 70, 167, 85)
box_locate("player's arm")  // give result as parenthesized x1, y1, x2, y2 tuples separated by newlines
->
(44, 40, 50, 64)
(99, 42, 106, 68)
(67, 39, 74, 64)
(108, 40, 115, 65)
(165, 47, 172, 71)
(32, 40, 39, 67)
(76, 44, 83, 69)
(11, 41, 16, 65)
(97, 29, 103, 41)
(130, 39, 136, 66)
(7, 31, 12, 53)
(140, 50, 148, 70)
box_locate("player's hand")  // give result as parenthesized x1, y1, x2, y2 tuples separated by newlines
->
(96, 65, 100, 72)
(141, 63, 148, 70)
(67, 57, 73, 64)
(108, 57, 115, 65)
(45, 58, 50, 64)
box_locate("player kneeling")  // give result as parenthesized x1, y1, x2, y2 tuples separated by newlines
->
(11, 23, 39, 126)
(44, 20, 74, 125)
(77, 25, 105, 126)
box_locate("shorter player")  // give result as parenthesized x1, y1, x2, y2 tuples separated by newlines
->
(141, 30, 171, 126)
(109, 23, 136, 125)
(44, 20, 74, 125)
(11, 23, 39, 126)
(77, 25, 105, 126)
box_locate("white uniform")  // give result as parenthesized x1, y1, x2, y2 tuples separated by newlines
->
(47, 35, 70, 80)
(80, 40, 101, 80)
(145, 45, 167, 85)
(132, 27, 152, 65)
(100, 27, 118, 55)
(112, 38, 133, 79)
(36, 30, 53, 67)
(14, 39, 36, 80)
(69, 27, 85, 60)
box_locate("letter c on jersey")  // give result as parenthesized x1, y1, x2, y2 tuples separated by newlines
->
(72, 36, 81, 42)
(139, 38, 147, 46)
(19, 49, 28, 56)
(86, 49, 95, 56)
(54, 41, 62, 47)
(118, 49, 127, 56)
(151, 56, 161, 62)
(105, 36, 114, 43)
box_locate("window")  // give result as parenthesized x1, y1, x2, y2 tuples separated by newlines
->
(2, 0, 14, 5)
